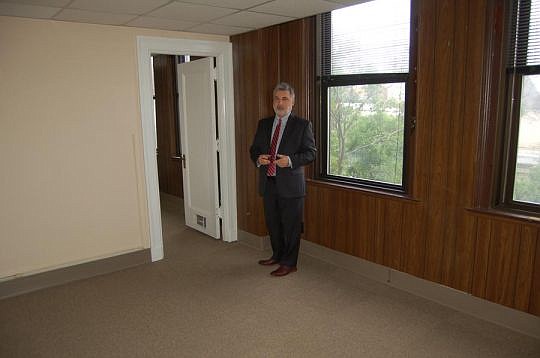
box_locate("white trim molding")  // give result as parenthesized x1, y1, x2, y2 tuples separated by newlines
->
(136, 36, 238, 262)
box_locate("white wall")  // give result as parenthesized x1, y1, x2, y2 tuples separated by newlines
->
(0, 16, 228, 279)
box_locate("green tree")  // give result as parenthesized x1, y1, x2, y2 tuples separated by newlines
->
(514, 163, 540, 204)
(328, 84, 405, 184)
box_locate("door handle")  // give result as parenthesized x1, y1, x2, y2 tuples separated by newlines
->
(181, 154, 186, 169)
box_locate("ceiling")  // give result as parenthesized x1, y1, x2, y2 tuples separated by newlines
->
(0, 0, 365, 36)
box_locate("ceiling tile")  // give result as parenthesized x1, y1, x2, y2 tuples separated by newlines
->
(0, 0, 70, 7)
(175, 0, 269, 10)
(68, 0, 170, 15)
(214, 11, 294, 29)
(54, 9, 137, 25)
(126, 16, 198, 31)
(250, 0, 341, 18)
(189, 23, 251, 36)
(146, 2, 237, 22)
(0, 2, 59, 18)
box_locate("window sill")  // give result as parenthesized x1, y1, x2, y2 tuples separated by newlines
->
(307, 178, 420, 203)
(466, 207, 540, 225)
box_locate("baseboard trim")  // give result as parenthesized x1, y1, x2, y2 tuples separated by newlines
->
(301, 239, 540, 339)
(238, 230, 270, 251)
(0, 249, 151, 299)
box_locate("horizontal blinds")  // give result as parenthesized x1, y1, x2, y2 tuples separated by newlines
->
(321, 0, 410, 76)
(508, 0, 540, 68)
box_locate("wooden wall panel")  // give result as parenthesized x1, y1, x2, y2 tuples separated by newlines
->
(423, 0, 455, 284)
(342, 192, 356, 256)
(232, 19, 315, 236)
(452, 0, 488, 293)
(529, 234, 540, 315)
(440, 0, 468, 288)
(333, 190, 350, 254)
(411, 0, 437, 281)
(413, 0, 435, 201)
(233, 29, 277, 236)
(154, 54, 170, 194)
(231, 1, 540, 316)
(453, 215, 478, 292)
(304, 185, 321, 246)
(278, 20, 314, 120)
(515, 225, 538, 311)
(320, 188, 337, 250)
(258, 27, 280, 118)
(353, 194, 372, 260)
(232, 32, 249, 233)
(373, 199, 386, 265)
(167, 157, 183, 197)
(485, 221, 521, 307)
(400, 203, 426, 277)
(472, 218, 492, 298)
(153, 55, 183, 198)
(383, 201, 404, 270)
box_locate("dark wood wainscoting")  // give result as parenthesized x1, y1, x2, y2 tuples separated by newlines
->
(231, 2, 540, 316)
(305, 182, 540, 315)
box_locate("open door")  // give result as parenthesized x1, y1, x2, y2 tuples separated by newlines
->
(177, 57, 220, 239)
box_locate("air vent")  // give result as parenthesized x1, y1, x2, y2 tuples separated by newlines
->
(196, 215, 206, 228)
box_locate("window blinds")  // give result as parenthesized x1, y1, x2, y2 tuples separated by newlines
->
(321, 0, 410, 76)
(508, 0, 540, 69)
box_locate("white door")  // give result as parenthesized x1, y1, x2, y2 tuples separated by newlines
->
(177, 57, 220, 239)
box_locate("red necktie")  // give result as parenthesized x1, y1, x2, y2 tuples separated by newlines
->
(266, 117, 282, 176)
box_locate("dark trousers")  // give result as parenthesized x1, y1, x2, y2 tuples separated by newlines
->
(263, 177, 304, 267)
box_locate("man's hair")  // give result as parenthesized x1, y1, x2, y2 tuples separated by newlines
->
(273, 82, 295, 99)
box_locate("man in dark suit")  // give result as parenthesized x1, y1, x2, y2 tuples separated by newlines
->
(249, 82, 317, 277)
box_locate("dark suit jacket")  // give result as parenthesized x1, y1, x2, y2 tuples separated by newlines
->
(249, 114, 317, 198)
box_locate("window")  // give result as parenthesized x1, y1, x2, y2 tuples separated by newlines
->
(318, 0, 415, 192)
(499, 0, 540, 212)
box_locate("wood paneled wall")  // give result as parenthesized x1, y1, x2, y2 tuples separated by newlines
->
(232, 18, 315, 236)
(231, 2, 540, 316)
(153, 55, 183, 198)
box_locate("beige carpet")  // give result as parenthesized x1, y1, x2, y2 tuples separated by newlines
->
(0, 194, 539, 357)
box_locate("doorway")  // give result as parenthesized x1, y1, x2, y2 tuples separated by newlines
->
(152, 54, 184, 199)
(137, 36, 237, 262)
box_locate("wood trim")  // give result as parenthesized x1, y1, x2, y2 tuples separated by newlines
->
(476, 0, 508, 208)
(467, 207, 540, 225)
(307, 179, 421, 203)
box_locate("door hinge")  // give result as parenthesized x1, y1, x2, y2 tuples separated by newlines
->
(216, 205, 223, 219)
(215, 139, 220, 152)
(211, 67, 217, 81)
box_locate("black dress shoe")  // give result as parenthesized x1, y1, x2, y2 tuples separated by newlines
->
(270, 265, 297, 277)
(258, 258, 279, 266)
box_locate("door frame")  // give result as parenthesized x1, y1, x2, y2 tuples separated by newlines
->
(136, 36, 237, 262)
